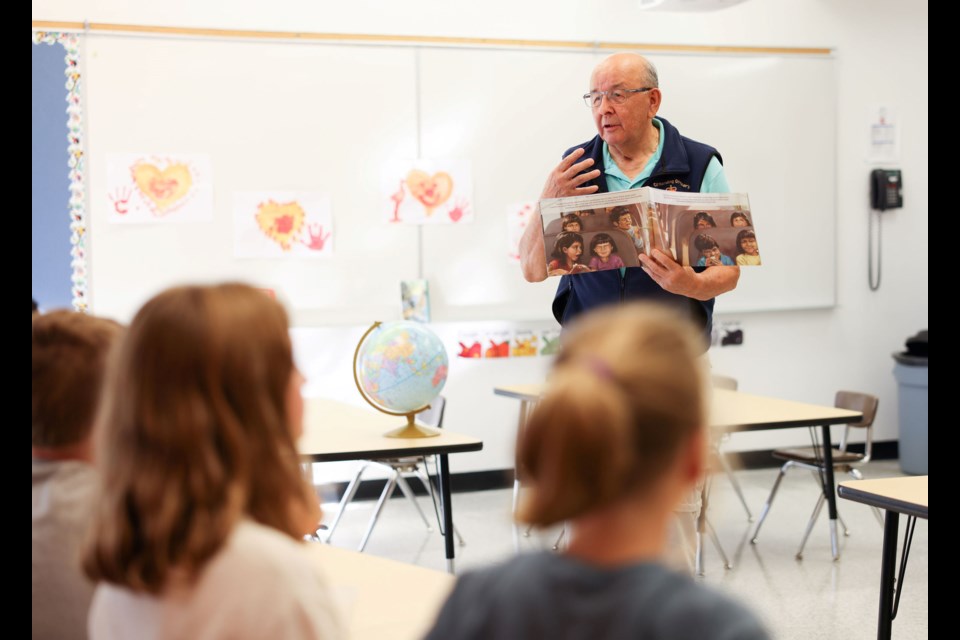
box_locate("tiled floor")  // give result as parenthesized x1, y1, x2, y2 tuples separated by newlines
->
(318, 460, 927, 640)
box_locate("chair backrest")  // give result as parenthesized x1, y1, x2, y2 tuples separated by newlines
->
(835, 391, 878, 428)
(417, 395, 446, 430)
(835, 390, 879, 461)
(711, 374, 739, 391)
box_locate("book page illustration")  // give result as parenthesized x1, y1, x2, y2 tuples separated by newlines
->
(538, 188, 758, 276)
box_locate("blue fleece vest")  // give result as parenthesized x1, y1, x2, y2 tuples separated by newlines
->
(551, 117, 722, 341)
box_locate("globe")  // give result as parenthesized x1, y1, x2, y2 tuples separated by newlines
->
(353, 320, 449, 438)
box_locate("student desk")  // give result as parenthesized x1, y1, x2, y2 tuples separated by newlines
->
(494, 385, 862, 560)
(838, 476, 928, 640)
(299, 398, 483, 573)
(306, 541, 453, 640)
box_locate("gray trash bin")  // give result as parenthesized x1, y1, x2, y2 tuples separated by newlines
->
(892, 330, 928, 475)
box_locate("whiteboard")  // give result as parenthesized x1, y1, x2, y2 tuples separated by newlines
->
(84, 36, 835, 324)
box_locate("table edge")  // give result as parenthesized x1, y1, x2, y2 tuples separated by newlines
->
(303, 440, 484, 463)
(837, 484, 928, 519)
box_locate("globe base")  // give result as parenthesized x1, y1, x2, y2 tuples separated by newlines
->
(384, 414, 442, 439)
(384, 424, 441, 438)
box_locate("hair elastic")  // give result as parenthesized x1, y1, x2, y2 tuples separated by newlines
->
(586, 357, 615, 381)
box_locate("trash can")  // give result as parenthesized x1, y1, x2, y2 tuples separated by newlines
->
(892, 330, 928, 475)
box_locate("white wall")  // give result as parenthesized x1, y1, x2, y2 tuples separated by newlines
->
(33, 0, 928, 477)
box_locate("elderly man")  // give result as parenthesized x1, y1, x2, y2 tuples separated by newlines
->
(519, 52, 739, 340)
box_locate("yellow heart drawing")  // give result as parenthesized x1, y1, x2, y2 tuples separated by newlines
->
(255, 200, 305, 251)
(131, 162, 193, 214)
(405, 170, 454, 215)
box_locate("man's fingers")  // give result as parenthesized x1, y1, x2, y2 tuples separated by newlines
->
(563, 158, 595, 178)
(574, 185, 600, 195)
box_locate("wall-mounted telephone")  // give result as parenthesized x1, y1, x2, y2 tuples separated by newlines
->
(870, 169, 903, 210)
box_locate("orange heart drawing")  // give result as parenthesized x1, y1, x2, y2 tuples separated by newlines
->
(255, 200, 305, 251)
(131, 162, 194, 215)
(405, 170, 454, 215)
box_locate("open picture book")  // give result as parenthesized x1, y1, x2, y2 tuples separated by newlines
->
(538, 187, 759, 277)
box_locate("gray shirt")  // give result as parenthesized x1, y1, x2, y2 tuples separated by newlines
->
(33, 459, 98, 640)
(424, 551, 769, 640)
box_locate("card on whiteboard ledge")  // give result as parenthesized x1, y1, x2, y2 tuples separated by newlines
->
(538, 187, 759, 276)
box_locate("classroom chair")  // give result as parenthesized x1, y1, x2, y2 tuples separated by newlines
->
(323, 396, 465, 552)
(710, 375, 753, 521)
(750, 390, 883, 559)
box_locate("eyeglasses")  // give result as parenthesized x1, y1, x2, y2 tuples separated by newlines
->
(582, 87, 653, 108)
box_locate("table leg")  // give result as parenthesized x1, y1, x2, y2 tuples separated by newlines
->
(877, 511, 899, 640)
(438, 452, 455, 574)
(512, 400, 531, 553)
(819, 423, 839, 560)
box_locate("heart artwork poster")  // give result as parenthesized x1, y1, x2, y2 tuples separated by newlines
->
(233, 192, 334, 258)
(382, 159, 473, 225)
(106, 154, 213, 224)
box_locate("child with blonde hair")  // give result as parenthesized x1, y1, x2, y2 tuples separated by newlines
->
(425, 303, 769, 640)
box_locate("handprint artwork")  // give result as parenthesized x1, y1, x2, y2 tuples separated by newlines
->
(106, 154, 212, 224)
(383, 159, 474, 224)
(234, 192, 334, 258)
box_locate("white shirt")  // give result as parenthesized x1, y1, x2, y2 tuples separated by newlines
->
(89, 520, 344, 640)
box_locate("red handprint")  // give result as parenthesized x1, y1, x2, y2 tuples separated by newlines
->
(109, 186, 132, 215)
(301, 223, 332, 251)
(389, 180, 405, 223)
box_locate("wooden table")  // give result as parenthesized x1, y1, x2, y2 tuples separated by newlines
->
(306, 541, 453, 640)
(494, 385, 863, 560)
(300, 398, 483, 573)
(839, 476, 928, 640)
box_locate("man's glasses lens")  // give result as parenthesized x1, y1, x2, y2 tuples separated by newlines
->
(582, 88, 651, 108)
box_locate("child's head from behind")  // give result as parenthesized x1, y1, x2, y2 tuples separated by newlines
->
(561, 213, 583, 233)
(693, 211, 717, 229)
(32, 310, 123, 453)
(589, 232, 618, 259)
(551, 232, 584, 263)
(730, 211, 750, 227)
(85, 283, 311, 592)
(516, 303, 707, 527)
(737, 229, 758, 255)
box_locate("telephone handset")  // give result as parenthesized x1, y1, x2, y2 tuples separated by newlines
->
(870, 169, 903, 210)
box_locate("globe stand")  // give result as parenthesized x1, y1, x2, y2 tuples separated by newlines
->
(354, 321, 443, 439)
(383, 412, 441, 439)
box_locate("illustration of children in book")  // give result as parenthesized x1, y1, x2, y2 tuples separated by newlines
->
(734, 229, 761, 265)
(547, 232, 592, 276)
(693, 211, 718, 230)
(730, 211, 752, 227)
(694, 234, 736, 267)
(609, 206, 644, 254)
(561, 213, 583, 233)
(587, 233, 626, 271)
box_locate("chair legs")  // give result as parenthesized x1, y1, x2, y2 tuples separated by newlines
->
(396, 474, 432, 532)
(326, 459, 464, 552)
(715, 446, 754, 521)
(696, 518, 732, 576)
(358, 474, 398, 551)
(324, 461, 369, 543)
(414, 468, 465, 546)
(750, 460, 794, 543)
(796, 492, 826, 559)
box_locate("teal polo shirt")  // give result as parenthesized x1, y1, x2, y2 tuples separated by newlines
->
(602, 118, 730, 194)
